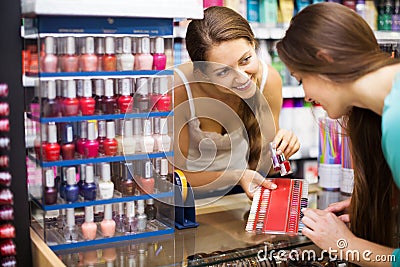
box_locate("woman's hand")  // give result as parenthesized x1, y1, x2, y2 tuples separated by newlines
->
(325, 197, 351, 223)
(239, 169, 277, 199)
(273, 129, 300, 159)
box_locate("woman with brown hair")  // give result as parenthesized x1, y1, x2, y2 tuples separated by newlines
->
(173, 6, 300, 199)
(277, 2, 400, 266)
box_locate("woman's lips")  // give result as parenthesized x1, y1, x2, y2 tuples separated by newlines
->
(235, 78, 252, 91)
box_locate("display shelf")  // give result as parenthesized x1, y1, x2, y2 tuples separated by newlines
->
(25, 70, 174, 79)
(31, 191, 174, 211)
(21, 0, 203, 19)
(282, 85, 304, 98)
(28, 151, 174, 167)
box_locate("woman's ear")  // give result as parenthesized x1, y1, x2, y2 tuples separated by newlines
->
(316, 50, 334, 63)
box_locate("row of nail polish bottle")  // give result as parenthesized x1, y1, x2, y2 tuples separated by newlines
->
(40, 36, 167, 73)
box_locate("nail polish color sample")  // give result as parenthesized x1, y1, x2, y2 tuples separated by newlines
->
(61, 123, 75, 160)
(124, 201, 137, 234)
(76, 121, 88, 155)
(121, 162, 135, 196)
(152, 37, 166, 70)
(84, 121, 99, 158)
(40, 36, 58, 73)
(141, 119, 154, 153)
(145, 198, 157, 220)
(114, 202, 126, 233)
(0, 224, 15, 239)
(104, 121, 118, 156)
(135, 78, 150, 112)
(61, 37, 79, 72)
(97, 120, 106, 155)
(63, 208, 78, 242)
(94, 79, 105, 114)
(101, 204, 116, 237)
(101, 79, 117, 114)
(140, 160, 155, 194)
(80, 79, 96, 115)
(118, 78, 133, 113)
(80, 37, 98, 72)
(82, 206, 97, 240)
(117, 37, 134, 71)
(0, 206, 14, 221)
(44, 123, 60, 162)
(43, 80, 61, 117)
(65, 167, 79, 203)
(136, 200, 147, 232)
(121, 120, 135, 155)
(99, 163, 114, 199)
(82, 165, 97, 201)
(0, 172, 11, 187)
(156, 77, 172, 112)
(44, 169, 58, 205)
(134, 37, 153, 70)
(103, 37, 117, 71)
(0, 240, 16, 256)
(62, 80, 80, 116)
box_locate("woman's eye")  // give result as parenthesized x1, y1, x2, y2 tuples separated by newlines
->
(217, 68, 230, 77)
(241, 56, 252, 64)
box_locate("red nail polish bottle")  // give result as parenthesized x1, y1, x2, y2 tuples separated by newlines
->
(76, 121, 88, 155)
(79, 79, 95, 115)
(97, 120, 106, 155)
(156, 77, 171, 112)
(117, 78, 133, 113)
(104, 121, 118, 156)
(62, 80, 79, 116)
(83, 122, 99, 158)
(61, 123, 75, 160)
(44, 123, 60, 162)
(102, 79, 117, 114)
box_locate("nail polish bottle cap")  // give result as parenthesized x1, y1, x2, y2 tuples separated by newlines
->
(44, 36, 56, 54)
(154, 37, 164, 54)
(133, 119, 142, 135)
(40, 124, 48, 142)
(117, 202, 124, 215)
(140, 37, 151, 54)
(80, 121, 88, 139)
(40, 81, 48, 99)
(85, 165, 94, 184)
(121, 79, 131, 96)
(137, 199, 145, 214)
(160, 158, 168, 176)
(66, 37, 76, 55)
(82, 80, 92, 98)
(56, 80, 63, 96)
(85, 37, 95, 54)
(66, 80, 77, 99)
(47, 80, 56, 100)
(66, 208, 75, 227)
(101, 163, 111, 182)
(105, 37, 115, 54)
(126, 201, 135, 218)
(98, 120, 106, 138)
(153, 118, 160, 135)
(159, 77, 169, 95)
(146, 198, 154, 205)
(143, 119, 152, 136)
(80, 164, 87, 182)
(47, 123, 57, 144)
(96, 38, 105, 54)
(45, 169, 55, 187)
(84, 206, 94, 223)
(152, 77, 160, 94)
(104, 79, 114, 97)
(106, 121, 115, 139)
(62, 123, 74, 144)
(122, 162, 134, 180)
(160, 118, 168, 135)
(136, 78, 149, 95)
(104, 204, 113, 220)
(122, 37, 132, 54)
(66, 167, 77, 186)
(95, 80, 104, 96)
(87, 122, 96, 141)
(123, 120, 133, 137)
(144, 160, 153, 179)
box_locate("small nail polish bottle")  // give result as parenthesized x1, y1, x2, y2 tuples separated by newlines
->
(44, 123, 60, 162)
(84, 121, 99, 158)
(117, 37, 135, 71)
(99, 163, 114, 200)
(103, 37, 117, 72)
(78, 164, 86, 195)
(96, 38, 105, 71)
(114, 202, 126, 233)
(44, 169, 58, 205)
(62, 80, 80, 116)
(82, 206, 97, 240)
(102, 79, 117, 114)
(121, 120, 135, 155)
(141, 119, 154, 153)
(269, 142, 281, 172)
(156, 118, 171, 152)
(150, 77, 161, 111)
(118, 78, 133, 113)
(135, 78, 150, 112)
(0, 103, 9, 117)
(61, 123, 75, 160)
(82, 165, 97, 201)
(156, 77, 171, 112)
(40, 36, 58, 73)
(43, 80, 61, 117)
(133, 118, 143, 153)
(94, 79, 105, 114)
(65, 167, 79, 203)
(76, 121, 88, 155)
(145, 198, 157, 220)
(0, 224, 15, 239)
(61, 37, 79, 72)
(135, 37, 153, 70)
(104, 121, 118, 156)
(0, 172, 11, 188)
(34, 124, 47, 160)
(278, 154, 293, 176)
(63, 208, 78, 242)
(79, 79, 96, 115)
(121, 162, 135, 196)
(80, 36, 98, 72)
(124, 201, 137, 235)
(0, 206, 13, 221)
(140, 160, 155, 194)
(97, 120, 106, 155)
(101, 204, 116, 237)
(152, 37, 167, 70)
(136, 200, 147, 232)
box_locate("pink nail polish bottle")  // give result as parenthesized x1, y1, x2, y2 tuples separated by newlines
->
(156, 77, 171, 112)
(43, 80, 61, 117)
(102, 79, 117, 114)
(94, 79, 104, 114)
(40, 36, 58, 73)
(44, 123, 60, 162)
(134, 37, 153, 70)
(97, 120, 106, 155)
(96, 38, 105, 71)
(118, 78, 133, 113)
(84, 121, 99, 158)
(82, 206, 97, 240)
(76, 121, 88, 155)
(117, 37, 134, 71)
(79, 80, 95, 115)
(80, 37, 98, 72)
(140, 160, 155, 194)
(135, 78, 150, 112)
(0, 224, 15, 239)
(62, 80, 80, 116)
(101, 204, 116, 237)
(104, 121, 118, 156)
(61, 37, 79, 72)
(103, 37, 117, 71)
(152, 37, 166, 70)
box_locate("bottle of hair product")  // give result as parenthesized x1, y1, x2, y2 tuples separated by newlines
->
(279, 0, 294, 27)
(365, 0, 378, 30)
(260, 0, 278, 27)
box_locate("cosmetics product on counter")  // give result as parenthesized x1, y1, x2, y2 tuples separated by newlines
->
(41, 36, 58, 73)
(99, 163, 114, 199)
(82, 165, 96, 201)
(65, 167, 79, 203)
(84, 121, 99, 158)
(145, 198, 157, 220)
(97, 120, 106, 155)
(94, 79, 105, 114)
(152, 37, 167, 70)
(104, 121, 118, 156)
(133, 118, 143, 153)
(118, 37, 135, 71)
(101, 204, 116, 237)
(124, 201, 137, 235)
(80, 37, 98, 72)
(80, 79, 95, 115)
(158, 158, 170, 192)
(44, 169, 57, 205)
(135, 37, 153, 70)
(44, 123, 60, 162)
(61, 123, 75, 160)
(63, 208, 78, 242)
(82, 206, 97, 240)
(136, 200, 147, 232)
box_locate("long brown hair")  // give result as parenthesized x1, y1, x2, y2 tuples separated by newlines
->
(185, 6, 262, 170)
(277, 2, 399, 247)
